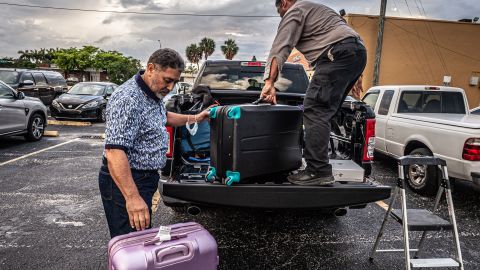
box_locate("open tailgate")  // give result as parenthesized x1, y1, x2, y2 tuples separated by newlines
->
(161, 181, 391, 209)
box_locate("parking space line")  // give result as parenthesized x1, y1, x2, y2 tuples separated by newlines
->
(0, 138, 80, 167)
(44, 131, 60, 137)
(375, 200, 389, 211)
(48, 120, 92, 126)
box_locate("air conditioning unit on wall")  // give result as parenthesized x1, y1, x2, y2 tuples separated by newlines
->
(470, 74, 479, 86)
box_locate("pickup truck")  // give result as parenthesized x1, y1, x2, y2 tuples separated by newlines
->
(362, 85, 480, 195)
(159, 60, 390, 215)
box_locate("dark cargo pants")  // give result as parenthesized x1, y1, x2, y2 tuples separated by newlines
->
(99, 160, 160, 238)
(303, 41, 367, 176)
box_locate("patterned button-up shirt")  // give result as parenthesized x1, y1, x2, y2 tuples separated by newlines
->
(104, 71, 169, 171)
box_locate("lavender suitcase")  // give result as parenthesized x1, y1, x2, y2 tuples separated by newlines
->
(108, 222, 218, 270)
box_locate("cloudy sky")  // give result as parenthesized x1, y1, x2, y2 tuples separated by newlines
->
(1, 0, 479, 65)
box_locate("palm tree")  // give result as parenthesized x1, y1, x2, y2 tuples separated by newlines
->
(199, 37, 216, 60)
(30, 49, 39, 64)
(186, 44, 203, 69)
(18, 50, 33, 62)
(221, 39, 239, 60)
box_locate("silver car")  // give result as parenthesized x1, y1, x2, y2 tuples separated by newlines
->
(0, 80, 48, 141)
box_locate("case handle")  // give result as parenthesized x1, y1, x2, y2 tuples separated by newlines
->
(156, 245, 189, 262)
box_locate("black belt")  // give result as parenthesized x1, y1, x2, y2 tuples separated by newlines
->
(335, 37, 364, 46)
(102, 157, 158, 174)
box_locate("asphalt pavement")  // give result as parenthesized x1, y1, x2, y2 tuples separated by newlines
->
(1, 122, 480, 269)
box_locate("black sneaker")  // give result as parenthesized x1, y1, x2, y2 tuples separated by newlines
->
(287, 170, 335, 186)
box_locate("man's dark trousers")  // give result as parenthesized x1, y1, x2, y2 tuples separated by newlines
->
(303, 40, 367, 177)
(98, 160, 160, 238)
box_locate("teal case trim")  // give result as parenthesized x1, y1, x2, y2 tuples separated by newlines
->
(209, 107, 219, 119)
(225, 171, 241, 186)
(227, 106, 241, 120)
(206, 167, 217, 182)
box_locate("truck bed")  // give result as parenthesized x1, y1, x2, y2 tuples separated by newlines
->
(392, 113, 480, 129)
(161, 159, 387, 209)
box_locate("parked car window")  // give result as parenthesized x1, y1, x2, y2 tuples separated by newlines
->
(44, 72, 66, 86)
(0, 70, 19, 84)
(68, 84, 106, 96)
(198, 64, 308, 94)
(378, 90, 394, 115)
(442, 92, 466, 114)
(106, 86, 114, 95)
(21, 72, 34, 83)
(398, 92, 422, 113)
(362, 91, 380, 109)
(399, 91, 466, 114)
(422, 93, 441, 113)
(33, 73, 47, 86)
(0, 82, 15, 98)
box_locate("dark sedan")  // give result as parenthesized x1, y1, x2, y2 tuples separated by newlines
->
(51, 82, 117, 122)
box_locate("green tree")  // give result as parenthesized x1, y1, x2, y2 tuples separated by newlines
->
(53, 48, 80, 77)
(93, 50, 141, 84)
(199, 37, 216, 60)
(184, 64, 198, 75)
(221, 39, 239, 60)
(186, 44, 203, 69)
(76, 46, 100, 71)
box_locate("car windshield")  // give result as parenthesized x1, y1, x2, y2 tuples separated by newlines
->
(0, 71, 19, 84)
(198, 63, 308, 94)
(68, 84, 105, 96)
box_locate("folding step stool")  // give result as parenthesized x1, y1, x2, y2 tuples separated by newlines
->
(369, 156, 463, 269)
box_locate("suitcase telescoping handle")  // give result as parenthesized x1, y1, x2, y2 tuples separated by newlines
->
(252, 97, 270, 105)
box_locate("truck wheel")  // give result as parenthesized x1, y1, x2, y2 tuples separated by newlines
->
(24, 113, 45, 142)
(407, 148, 439, 196)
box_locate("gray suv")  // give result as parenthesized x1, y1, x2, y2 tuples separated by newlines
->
(0, 80, 48, 141)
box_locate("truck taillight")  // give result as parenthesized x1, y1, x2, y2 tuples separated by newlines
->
(166, 126, 174, 158)
(363, 119, 376, 162)
(463, 138, 480, 161)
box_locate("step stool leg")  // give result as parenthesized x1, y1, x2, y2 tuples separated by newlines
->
(400, 184, 412, 270)
(442, 166, 464, 270)
(369, 187, 399, 261)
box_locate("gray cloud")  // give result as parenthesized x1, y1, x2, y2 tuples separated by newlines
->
(1, 0, 479, 66)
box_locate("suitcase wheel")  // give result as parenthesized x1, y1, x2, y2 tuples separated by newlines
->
(206, 167, 217, 182)
(226, 177, 235, 186)
(225, 171, 241, 186)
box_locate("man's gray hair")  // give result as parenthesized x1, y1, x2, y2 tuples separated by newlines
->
(148, 48, 185, 71)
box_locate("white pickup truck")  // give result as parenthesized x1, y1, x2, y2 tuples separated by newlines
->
(362, 85, 480, 195)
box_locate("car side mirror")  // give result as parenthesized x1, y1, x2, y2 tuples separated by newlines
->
(20, 80, 34, 87)
(16, 92, 26, 100)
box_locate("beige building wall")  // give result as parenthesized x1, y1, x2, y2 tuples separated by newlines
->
(345, 14, 480, 108)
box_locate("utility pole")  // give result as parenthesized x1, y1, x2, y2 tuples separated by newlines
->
(158, 40, 162, 49)
(373, 0, 387, 86)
